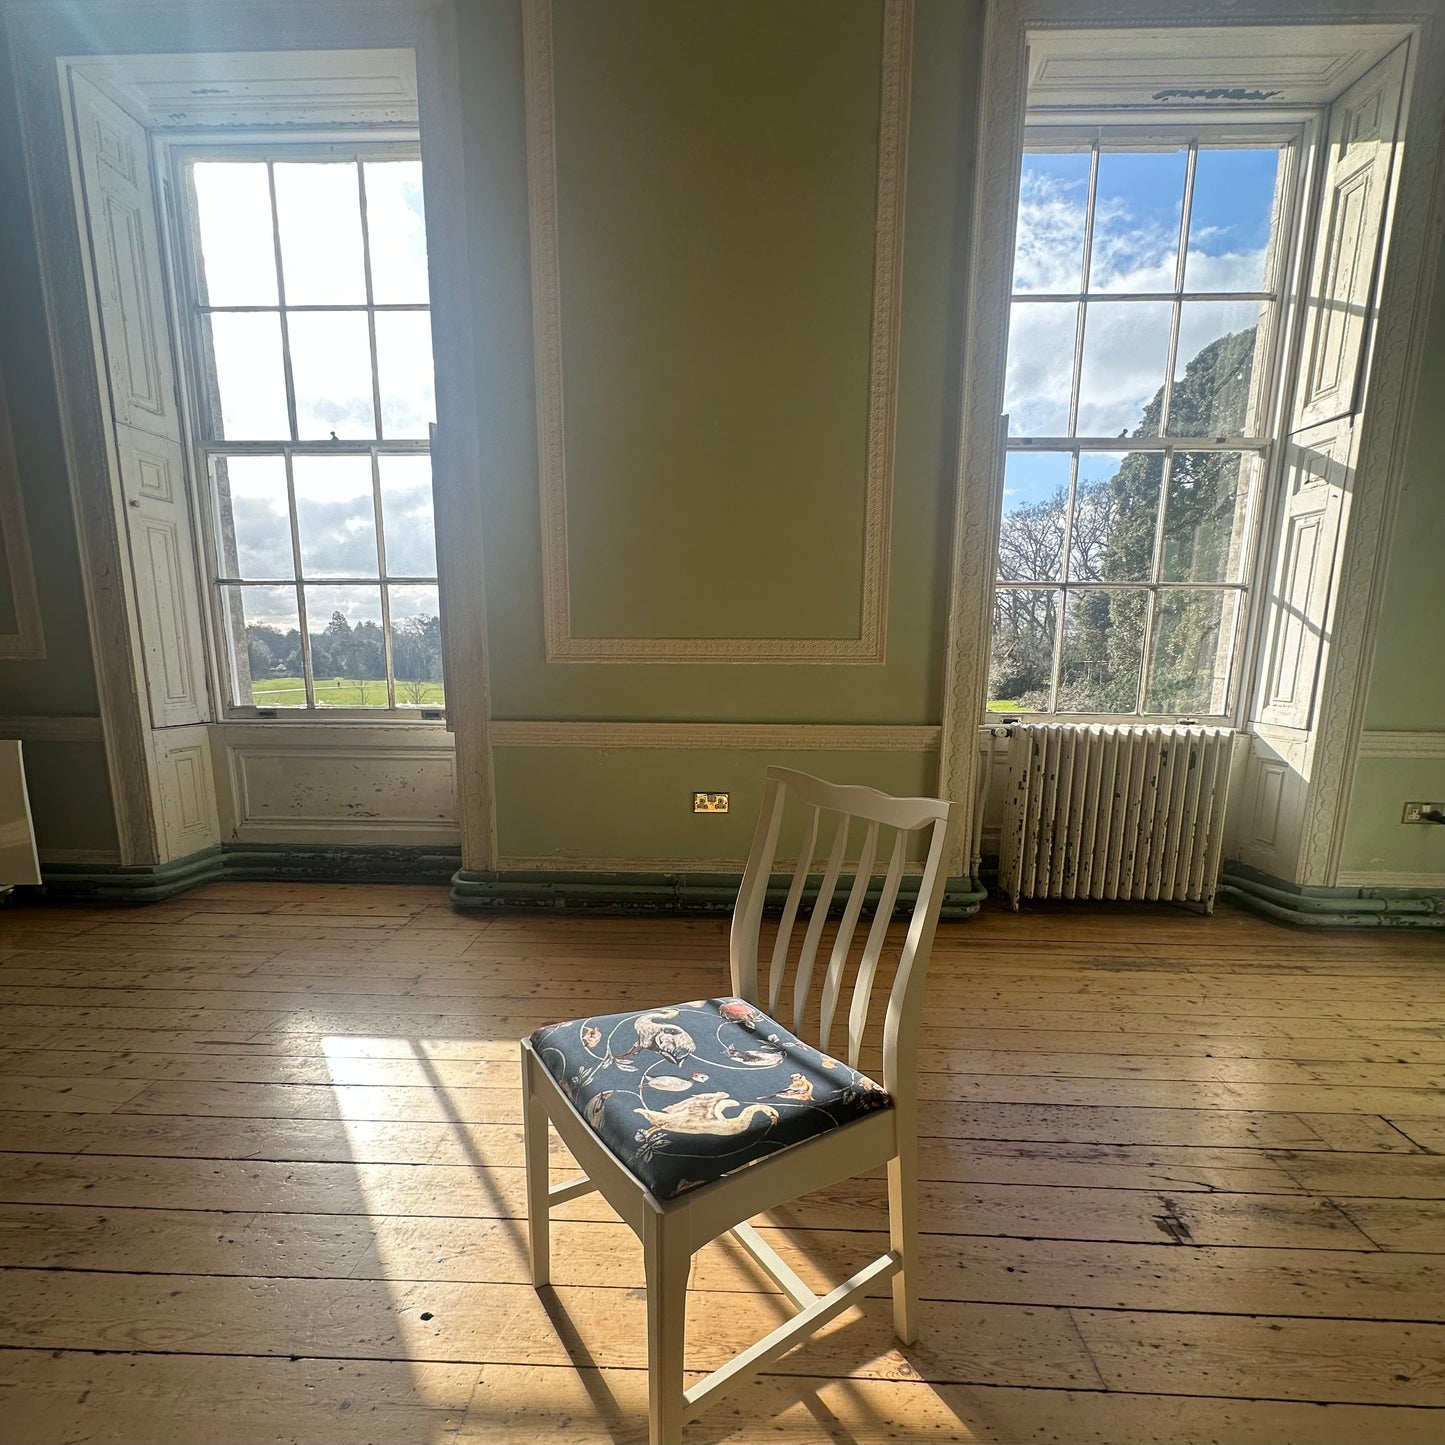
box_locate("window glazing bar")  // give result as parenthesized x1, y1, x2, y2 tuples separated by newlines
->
(1008, 437, 1268, 452)
(994, 581, 1246, 592)
(220, 575, 437, 587)
(1012, 291, 1274, 304)
(265, 162, 301, 446)
(281, 452, 315, 708)
(196, 303, 431, 314)
(202, 440, 430, 454)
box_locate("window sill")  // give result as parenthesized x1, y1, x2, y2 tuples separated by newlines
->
(977, 715, 1235, 729)
(219, 711, 449, 726)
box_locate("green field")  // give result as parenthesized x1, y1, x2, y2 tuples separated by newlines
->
(251, 677, 445, 708)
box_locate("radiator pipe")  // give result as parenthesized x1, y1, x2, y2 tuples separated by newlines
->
(1219, 887, 1445, 929)
(1220, 871, 1444, 923)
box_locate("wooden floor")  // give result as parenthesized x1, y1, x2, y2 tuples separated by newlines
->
(1, 884, 1444, 1444)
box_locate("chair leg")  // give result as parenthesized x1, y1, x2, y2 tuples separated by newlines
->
(887, 1141, 920, 1345)
(519, 1046, 551, 1288)
(642, 1207, 689, 1445)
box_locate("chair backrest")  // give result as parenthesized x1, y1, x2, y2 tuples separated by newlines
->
(729, 767, 954, 1105)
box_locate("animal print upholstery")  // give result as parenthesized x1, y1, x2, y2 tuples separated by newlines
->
(528, 997, 891, 1200)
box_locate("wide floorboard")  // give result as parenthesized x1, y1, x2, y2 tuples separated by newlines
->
(1, 884, 1443, 1443)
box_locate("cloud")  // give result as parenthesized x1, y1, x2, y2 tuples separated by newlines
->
(1007, 165, 1270, 438)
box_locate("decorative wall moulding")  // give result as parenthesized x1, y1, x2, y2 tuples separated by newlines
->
(1336, 869, 1445, 889)
(522, 0, 912, 665)
(1355, 730, 1445, 759)
(0, 371, 45, 662)
(487, 721, 942, 751)
(0, 716, 105, 744)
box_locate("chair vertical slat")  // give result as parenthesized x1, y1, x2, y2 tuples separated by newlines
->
(791, 811, 850, 1033)
(881, 816, 950, 1097)
(728, 776, 786, 1004)
(766, 802, 819, 1018)
(845, 827, 907, 1067)
(817, 818, 879, 1057)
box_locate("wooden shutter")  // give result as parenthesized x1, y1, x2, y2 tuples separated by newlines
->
(69, 72, 210, 730)
(1255, 44, 1407, 732)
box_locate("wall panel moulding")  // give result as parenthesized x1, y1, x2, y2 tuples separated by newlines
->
(523, 0, 913, 664)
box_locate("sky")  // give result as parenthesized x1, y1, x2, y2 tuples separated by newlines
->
(1003, 143, 1280, 514)
(191, 159, 437, 635)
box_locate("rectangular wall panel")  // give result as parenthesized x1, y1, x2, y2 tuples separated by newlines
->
(215, 726, 459, 846)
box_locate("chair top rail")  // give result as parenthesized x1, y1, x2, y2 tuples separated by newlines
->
(764, 767, 950, 831)
(731, 768, 956, 1096)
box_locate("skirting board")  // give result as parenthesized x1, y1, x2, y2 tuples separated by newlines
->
(450, 868, 988, 918)
(27, 845, 986, 916)
(36, 844, 461, 903)
(1221, 862, 1445, 929)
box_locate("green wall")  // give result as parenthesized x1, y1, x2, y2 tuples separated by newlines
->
(462, 0, 979, 865)
(1339, 224, 1445, 881)
(0, 21, 118, 858)
(4, 0, 1435, 884)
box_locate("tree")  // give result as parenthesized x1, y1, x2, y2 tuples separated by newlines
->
(993, 327, 1255, 712)
(245, 623, 301, 680)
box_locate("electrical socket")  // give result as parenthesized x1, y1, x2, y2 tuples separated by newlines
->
(692, 791, 729, 814)
(1401, 801, 1444, 824)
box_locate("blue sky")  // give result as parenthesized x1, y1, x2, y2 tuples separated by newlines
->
(1003, 144, 1280, 464)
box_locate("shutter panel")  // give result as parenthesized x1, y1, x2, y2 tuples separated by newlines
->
(1254, 44, 1407, 732)
(70, 73, 210, 729)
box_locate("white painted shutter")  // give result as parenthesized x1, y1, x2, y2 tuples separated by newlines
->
(69, 72, 210, 729)
(1256, 44, 1407, 732)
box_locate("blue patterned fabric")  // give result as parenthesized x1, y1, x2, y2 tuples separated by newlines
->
(529, 997, 891, 1200)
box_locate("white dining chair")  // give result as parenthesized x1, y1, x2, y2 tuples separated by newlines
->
(519, 766, 955, 1442)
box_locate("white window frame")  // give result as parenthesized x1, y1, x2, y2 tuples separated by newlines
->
(988, 116, 1313, 726)
(158, 128, 443, 722)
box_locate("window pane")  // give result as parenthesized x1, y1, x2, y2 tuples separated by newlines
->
(274, 162, 366, 305)
(1169, 301, 1265, 436)
(305, 585, 387, 707)
(293, 455, 379, 579)
(1004, 301, 1076, 437)
(1077, 301, 1173, 438)
(389, 584, 444, 706)
(288, 312, 376, 439)
(192, 162, 277, 306)
(1070, 451, 1163, 583)
(364, 161, 430, 304)
(1013, 151, 1091, 295)
(379, 456, 437, 576)
(1088, 148, 1187, 293)
(1059, 588, 1145, 713)
(999, 452, 1069, 581)
(990, 588, 1058, 713)
(1184, 148, 1281, 293)
(375, 311, 436, 438)
(206, 313, 291, 440)
(1147, 589, 1237, 715)
(222, 584, 302, 708)
(212, 455, 292, 580)
(1162, 452, 1252, 584)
